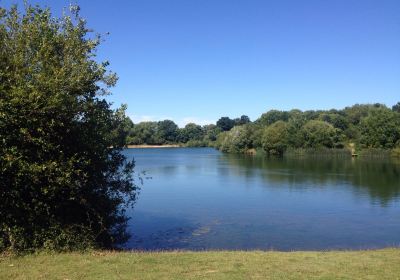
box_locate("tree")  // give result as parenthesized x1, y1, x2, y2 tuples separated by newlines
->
(215, 125, 253, 153)
(156, 120, 178, 144)
(121, 110, 135, 144)
(178, 123, 204, 143)
(286, 111, 307, 148)
(303, 110, 322, 121)
(203, 124, 222, 142)
(128, 122, 158, 145)
(257, 110, 289, 126)
(343, 104, 383, 125)
(216, 117, 235, 131)
(234, 115, 251, 126)
(0, 5, 138, 251)
(392, 102, 400, 113)
(359, 109, 400, 149)
(318, 113, 349, 131)
(262, 121, 289, 155)
(300, 120, 338, 148)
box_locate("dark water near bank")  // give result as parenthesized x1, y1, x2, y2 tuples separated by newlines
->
(123, 148, 400, 251)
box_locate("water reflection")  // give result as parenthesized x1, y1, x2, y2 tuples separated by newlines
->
(124, 148, 400, 250)
(220, 154, 400, 206)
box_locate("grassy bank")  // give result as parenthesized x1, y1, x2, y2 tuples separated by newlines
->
(1, 249, 400, 279)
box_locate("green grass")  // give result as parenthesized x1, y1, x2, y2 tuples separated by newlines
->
(1, 249, 400, 280)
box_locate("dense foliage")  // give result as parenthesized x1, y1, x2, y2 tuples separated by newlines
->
(127, 104, 400, 156)
(0, 5, 138, 252)
(215, 104, 400, 155)
(125, 115, 251, 146)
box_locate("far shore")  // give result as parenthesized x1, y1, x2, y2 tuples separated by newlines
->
(126, 144, 183, 149)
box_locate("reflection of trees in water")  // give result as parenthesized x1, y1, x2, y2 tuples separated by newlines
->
(220, 154, 400, 205)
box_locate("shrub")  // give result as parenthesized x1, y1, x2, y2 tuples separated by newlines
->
(0, 5, 138, 252)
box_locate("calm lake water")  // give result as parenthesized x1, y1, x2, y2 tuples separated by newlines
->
(123, 148, 400, 251)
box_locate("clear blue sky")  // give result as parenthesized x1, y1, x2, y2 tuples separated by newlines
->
(3, 0, 400, 126)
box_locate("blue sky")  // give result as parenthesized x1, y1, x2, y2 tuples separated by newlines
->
(3, 0, 400, 126)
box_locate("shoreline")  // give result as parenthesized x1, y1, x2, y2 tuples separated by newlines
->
(126, 144, 183, 149)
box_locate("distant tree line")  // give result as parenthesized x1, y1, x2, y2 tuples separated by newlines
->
(124, 115, 250, 147)
(126, 103, 400, 156)
(216, 103, 400, 155)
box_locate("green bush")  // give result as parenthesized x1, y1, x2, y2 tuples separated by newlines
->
(0, 5, 138, 252)
(215, 125, 253, 153)
(261, 121, 289, 155)
(300, 120, 339, 148)
(360, 108, 400, 149)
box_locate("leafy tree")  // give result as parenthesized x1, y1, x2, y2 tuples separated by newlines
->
(343, 124, 361, 144)
(128, 121, 217, 146)
(287, 109, 303, 119)
(215, 125, 253, 153)
(156, 120, 178, 144)
(286, 112, 307, 148)
(249, 124, 264, 148)
(121, 111, 135, 144)
(318, 113, 349, 131)
(300, 120, 338, 148)
(392, 102, 400, 113)
(128, 122, 158, 145)
(234, 115, 251, 126)
(257, 110, 288, 126)
(359, 108, 400, 149)
(303, 110, 322, 121)
(262, 121, 289, 155)
(216, 117, 235, 131)
(178, 123, 204, 143)
(0, 5, 138, 251)
(212, 104, 399, 155)
(343, 104, 384, 125)
(203, 124, 222, 142)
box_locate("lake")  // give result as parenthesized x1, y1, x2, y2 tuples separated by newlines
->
(123, 148, 400, 251)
